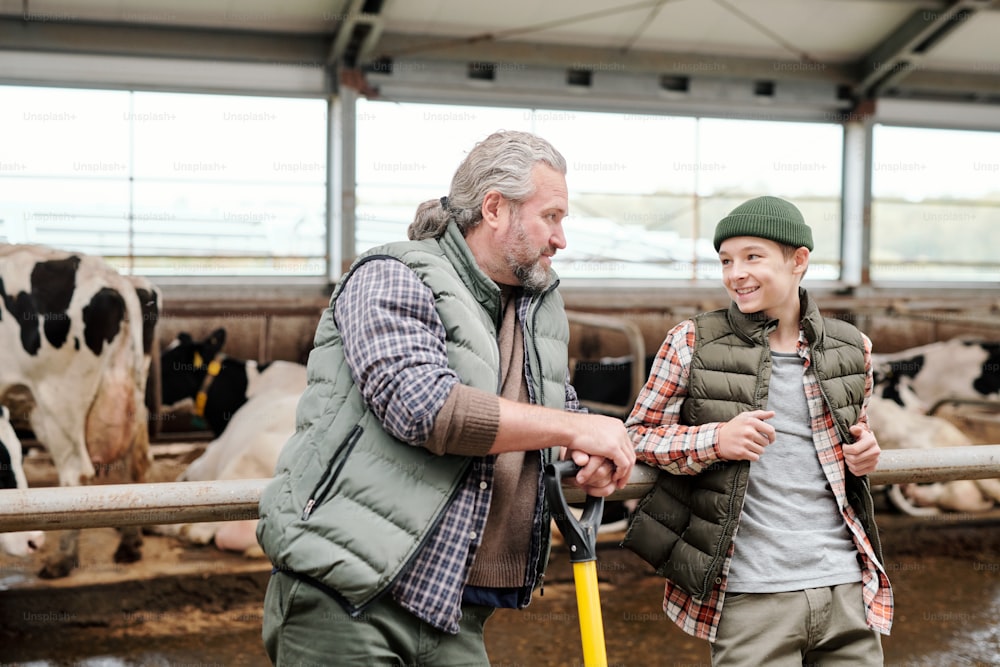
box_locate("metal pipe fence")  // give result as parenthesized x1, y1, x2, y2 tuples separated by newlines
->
(3, 445, 1000, 533)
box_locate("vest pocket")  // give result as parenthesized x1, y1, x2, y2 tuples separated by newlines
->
(301, 424, 363, 520)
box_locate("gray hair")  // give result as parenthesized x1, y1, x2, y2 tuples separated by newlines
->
(408, 130, 567, 241)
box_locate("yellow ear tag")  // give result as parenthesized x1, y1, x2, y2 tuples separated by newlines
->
(193, 351, 204, 368)
(194, 391, 208, 417)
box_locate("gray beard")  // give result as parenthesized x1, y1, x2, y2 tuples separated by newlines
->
(505, 213, 552, 294)
(511, 260, 551, 294)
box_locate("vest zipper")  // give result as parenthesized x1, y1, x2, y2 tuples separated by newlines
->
(525, 281, 558, 407)
(702, 460, 750, 599)
(702, 320, 765, 597)
(349, 460, 474, 616)
(809, 342, 884, 563)
(755, 320, 778, 408)
(301, 425, 363, 520)
(529, 282, 562, 601)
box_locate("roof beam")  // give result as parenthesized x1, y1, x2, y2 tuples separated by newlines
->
(854, 0, 997, 99)
(370, 31, 855, 85)
(364, 56, 852, 123)
(889, 67, 1000, 102)
(0, 49, 330, 96)
(0, 16, 331, 65)
(327, 0, 389, 67)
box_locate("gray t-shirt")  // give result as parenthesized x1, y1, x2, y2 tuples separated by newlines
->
(725, 351, 862, 593)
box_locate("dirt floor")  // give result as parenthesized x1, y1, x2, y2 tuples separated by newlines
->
(1, 454, 270, 647)
(5, 457, 1000, 665)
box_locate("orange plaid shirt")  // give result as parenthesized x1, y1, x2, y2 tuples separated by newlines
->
(625, 318, 893, 641)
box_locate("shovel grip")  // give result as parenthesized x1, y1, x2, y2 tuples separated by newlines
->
(544, 459, 605, 563)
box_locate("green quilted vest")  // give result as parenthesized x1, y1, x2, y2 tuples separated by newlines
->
(624, 289, 882, 599)
(256, 221, 569, 614)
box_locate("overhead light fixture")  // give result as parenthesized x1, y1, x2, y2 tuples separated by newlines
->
(567, 69, 593, 87)
(659, 75, 689, 93)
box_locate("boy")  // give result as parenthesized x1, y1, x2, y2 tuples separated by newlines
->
(623, 196, 892, 666)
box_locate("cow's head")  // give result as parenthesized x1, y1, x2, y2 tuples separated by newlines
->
(0, 405, 46, 557)
(160, 328, 227, 408)
(872, 353, 926, 410)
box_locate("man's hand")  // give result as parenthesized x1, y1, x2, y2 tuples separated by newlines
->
(718, 410, 776, 461)
(564, 413, 636, 496)
(845, 423, 881, 476)
(491, 400, 635, 494)
(567, 451, 620, 497)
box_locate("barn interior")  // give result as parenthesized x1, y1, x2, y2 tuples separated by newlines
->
(4, 2, 1000, 664)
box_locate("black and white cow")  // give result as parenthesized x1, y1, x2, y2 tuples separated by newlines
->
(870, 338, 1000, 514)
(160, 328, 306, 437)
(868, 395, 1000, 514)
(0, 405, 47, 557)
(0, 243, 158, 578)
(153, 328, 306, 553)
(873, 338, 1000, 411)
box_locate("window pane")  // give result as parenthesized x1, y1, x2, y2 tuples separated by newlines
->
(129, 91, 327, 275)
(0, 86, 130, 177)
(872, 125, 1000, 282)
(1, 178, 131, 254)
(132, 92, 326, 183)
(127, 181, 326, 275)
(0, 86, 327, 277)
(355, 101, 844, 282)
(0, 87, 131, 252)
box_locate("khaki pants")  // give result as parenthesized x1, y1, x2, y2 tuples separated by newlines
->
(262, 571, 495, 667)
(711, 583, 883, 667)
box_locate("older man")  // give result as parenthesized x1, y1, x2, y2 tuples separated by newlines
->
(257, 130, 635, 666)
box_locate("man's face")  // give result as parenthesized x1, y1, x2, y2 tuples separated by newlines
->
(498, 164, 568, 293)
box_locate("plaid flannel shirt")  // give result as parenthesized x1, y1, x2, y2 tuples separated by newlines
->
(625, 318, 894, 641)
(336, 258, 582, 634)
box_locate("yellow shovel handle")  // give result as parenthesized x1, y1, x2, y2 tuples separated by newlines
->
(572, 560, 608, 667)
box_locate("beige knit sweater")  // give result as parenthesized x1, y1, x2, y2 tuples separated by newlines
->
(425, 286, 538, 588)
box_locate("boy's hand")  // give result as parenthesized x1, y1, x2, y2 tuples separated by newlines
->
(845, 424, 881, 476)
(718, 410, 776, 461)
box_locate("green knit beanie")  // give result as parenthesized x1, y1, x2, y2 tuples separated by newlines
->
(713, 196, 813, 251)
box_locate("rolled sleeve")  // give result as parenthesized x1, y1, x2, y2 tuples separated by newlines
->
(425, 384, 500, 456)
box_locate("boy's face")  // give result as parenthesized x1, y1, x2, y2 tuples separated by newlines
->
(717, 236, 809, 317)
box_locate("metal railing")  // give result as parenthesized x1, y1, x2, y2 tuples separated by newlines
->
(3, 445, 1000, 533)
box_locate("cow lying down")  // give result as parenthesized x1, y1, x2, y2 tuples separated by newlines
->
(150, 336, 306, 555)
(868, 396, 1000, 515)
(872, 337, 1000, 411)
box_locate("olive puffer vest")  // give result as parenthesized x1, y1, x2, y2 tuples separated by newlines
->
(623, 290, 883, 599)
(256, 221, 569, 615)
